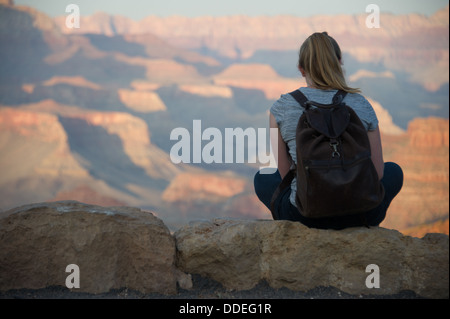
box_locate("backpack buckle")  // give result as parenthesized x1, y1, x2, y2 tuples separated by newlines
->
(330, 141, 341, 158)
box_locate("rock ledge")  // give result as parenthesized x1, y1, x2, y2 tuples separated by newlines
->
(0, 201, 178, 295)
(175, 218, 449, 299)
(1, 202, 448, 299)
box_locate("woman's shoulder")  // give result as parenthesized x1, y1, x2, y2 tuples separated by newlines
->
(276, 90, 299, 103)
(271, 91, 300, 111)
(344, 92, 379, 130)
(272, 87, 373, 108)
(271, 89, 304, 124)
(344, 91, 371, 104)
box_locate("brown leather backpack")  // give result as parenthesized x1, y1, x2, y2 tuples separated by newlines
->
(270, 89, 384, 219)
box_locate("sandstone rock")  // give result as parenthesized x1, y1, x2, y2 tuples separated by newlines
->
(213, 63, 301, 99)
(42, 76, 103, 90)
(58, 111, 180, 181)
(179, 84, 233, 98)
(175, 219, 449, 299)
(381, 117, 449, 233)
(215, 64, 281, 80)
(118, 89, 167, 113)
(0, 0, 13, 6)
(0, 201, 178, 295)
(408, 117, 449, 148)
(162, 172, 247, 203)
(115, 56, 203, 84)
(0, 107, 89, 181)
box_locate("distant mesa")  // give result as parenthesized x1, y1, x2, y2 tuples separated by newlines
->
(179, 84, 233, 99)
(51, 7, 449, 91)
(162, 172, 247, 203)
(115, 55, 205, 84)
(213, 64, 301, 99)
(42, 76, 103, 90)
(0, 0, 13, 6)
(214, 64, 281, 80)
(408, 117, 449, 148)
(381, 117, 449, 234)
(118, 89, 167, 113)
(349, 70, 395, 83)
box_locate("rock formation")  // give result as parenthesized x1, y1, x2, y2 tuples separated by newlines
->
(162, 172, 247, 203)
(175, 218, 449, 299)
(0, 201, 448, 298)
(0, 105, 183, 211)
(213, 63, 301, 99)
(408, 117, 449, 148)
(0, 107, 89, 180)
(381, 118, 449, 233)
(118, 89, 167, 113)
(0, 0, 13, 6)
(0, 201, 179, 295)
(53, 6, 450, 91)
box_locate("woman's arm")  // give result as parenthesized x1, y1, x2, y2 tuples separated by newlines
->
(270, 113, 291, 178)
(367, 126, 384, 180)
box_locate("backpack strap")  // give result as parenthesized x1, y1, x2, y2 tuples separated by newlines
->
(289, 89, 348, 108)
(289, 89, 309, 108)
(270, 169, 296, 220)
(332, 90, 348, 104)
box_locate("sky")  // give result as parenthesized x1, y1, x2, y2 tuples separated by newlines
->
(13, 0, 449, 20)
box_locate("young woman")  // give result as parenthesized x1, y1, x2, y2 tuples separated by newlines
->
(254, 32, 403, 230)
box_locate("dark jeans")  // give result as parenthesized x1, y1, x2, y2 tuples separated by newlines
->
(254, 162, 403, 230)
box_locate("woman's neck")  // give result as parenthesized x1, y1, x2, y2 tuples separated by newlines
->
(305, 77, 317, 89)
(305, 76, 333, 90)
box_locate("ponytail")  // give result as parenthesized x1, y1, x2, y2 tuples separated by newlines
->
(298, 32, 360, 94)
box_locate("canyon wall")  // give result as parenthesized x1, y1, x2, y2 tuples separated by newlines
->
(0, 3, 448, 237)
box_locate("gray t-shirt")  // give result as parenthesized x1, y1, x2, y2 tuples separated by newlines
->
(270, 87, 379, 207)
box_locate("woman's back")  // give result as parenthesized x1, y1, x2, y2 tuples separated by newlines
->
(254, 31, 403, 230)
(270, 87, 379, 207)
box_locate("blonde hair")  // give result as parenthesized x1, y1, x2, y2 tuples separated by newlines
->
(298, 32, 360, 94)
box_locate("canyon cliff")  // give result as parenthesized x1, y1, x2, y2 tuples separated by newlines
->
(0, 2, 448, 237)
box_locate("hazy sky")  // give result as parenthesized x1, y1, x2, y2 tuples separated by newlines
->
(13, 0, 449, 20)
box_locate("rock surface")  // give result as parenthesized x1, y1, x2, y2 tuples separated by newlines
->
(0, 201, 178, 295)
(175, 218, 449, 299)
(1, 202, 448, 298)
